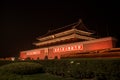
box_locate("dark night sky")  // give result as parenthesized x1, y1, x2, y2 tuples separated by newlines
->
(0, 1, 120, 57)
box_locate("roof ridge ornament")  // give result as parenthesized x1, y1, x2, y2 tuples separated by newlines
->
(78, 19, 82, 24)
(72, 19, 82, 29)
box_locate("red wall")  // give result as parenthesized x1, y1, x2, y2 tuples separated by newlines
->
(20, 37, 115, 60)
(83, 40, 113, 51)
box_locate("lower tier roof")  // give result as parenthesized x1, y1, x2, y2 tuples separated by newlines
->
(34, 34, 96, 47)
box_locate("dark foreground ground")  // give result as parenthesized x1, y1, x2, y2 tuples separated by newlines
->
(0, 58, 120, 80)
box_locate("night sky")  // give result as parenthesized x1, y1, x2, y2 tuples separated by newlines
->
(0, 1, 120, 58)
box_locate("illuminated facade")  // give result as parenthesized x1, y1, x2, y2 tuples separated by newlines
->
(20, 19, 117, 60)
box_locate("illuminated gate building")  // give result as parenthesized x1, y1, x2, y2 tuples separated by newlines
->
(20, 19, 117, 60)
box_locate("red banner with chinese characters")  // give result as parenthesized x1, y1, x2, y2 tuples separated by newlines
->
(53, 44, 83, 53)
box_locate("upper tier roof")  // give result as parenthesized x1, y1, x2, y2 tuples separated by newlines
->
(37, 19, 93, 39)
